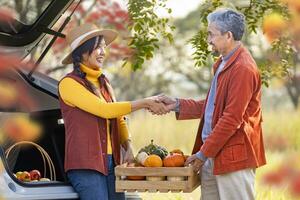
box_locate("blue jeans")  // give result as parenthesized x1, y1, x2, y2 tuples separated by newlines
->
(67, 155, 125, 200)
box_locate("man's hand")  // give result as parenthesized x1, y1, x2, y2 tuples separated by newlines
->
(156, 94, 177, 111)
(185, 154, 204, 173)
(145, 96, 170, 115)
(151, 94, 177, 111)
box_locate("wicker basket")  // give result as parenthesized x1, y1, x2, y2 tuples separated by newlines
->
(5, 141, 56, 181)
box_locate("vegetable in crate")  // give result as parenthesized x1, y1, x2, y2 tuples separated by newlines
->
(144, 155, 163, 167)
(136, 151, 149, 165)
(138, 140, 168, 159)
(126, 163, 145, 180)
(163, 153, 185, 167)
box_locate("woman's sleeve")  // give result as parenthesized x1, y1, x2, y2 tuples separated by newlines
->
(59, 77, 132, 119)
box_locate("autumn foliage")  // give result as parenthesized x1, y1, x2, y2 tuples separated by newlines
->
(2, 115, 42, 142)
(52, 0, 132, 63)
(0, 6, 16, 22)
(263, 155, 300, 198)
(263, 0, 300, 47)
(263, 13, 287, 43)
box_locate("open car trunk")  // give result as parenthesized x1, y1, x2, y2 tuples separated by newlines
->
(0, 0, 141, 199)
(0, 65, 79, 199)
(0, 0, 84, 199)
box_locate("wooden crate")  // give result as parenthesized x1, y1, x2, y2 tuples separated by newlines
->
(115, 166, 200, 193)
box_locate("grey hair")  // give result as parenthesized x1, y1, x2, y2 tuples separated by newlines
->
(207, 8, 245, 41)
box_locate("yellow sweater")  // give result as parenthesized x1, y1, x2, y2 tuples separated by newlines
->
(58, 64, 131, 154)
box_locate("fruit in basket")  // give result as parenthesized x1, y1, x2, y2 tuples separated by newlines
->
(144, 154, 163, 167)
(136, 151, 149, 166)
(163, 153, 185, 167)
(39, 178, 51, 181)
(15, 171, 23, 180)
(29, 170, 41, 181)
(138, 140, 168, 159)
(19, 171, 31, 182)
(126, 163, 145, 180)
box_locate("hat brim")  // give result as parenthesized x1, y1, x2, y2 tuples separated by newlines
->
(62, 29, 118, 65)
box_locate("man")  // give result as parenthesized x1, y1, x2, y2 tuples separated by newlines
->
(158, 8, 266, 200)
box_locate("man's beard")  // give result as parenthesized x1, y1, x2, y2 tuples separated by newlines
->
(209, 44, 220, 56)
(211, 49, 220, 56)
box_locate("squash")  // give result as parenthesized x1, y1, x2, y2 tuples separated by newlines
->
(146, 176, 165, 181)
(126, 163, 145, 180)
(136, 151, 149, 166)
(127, 175, 145, 180)
(138, 140, 168, 159)
(163, 153, 185, 167)
(170, 149, 184, 156)
(144, 154, 163, 167)
(167, 176, 185, 181)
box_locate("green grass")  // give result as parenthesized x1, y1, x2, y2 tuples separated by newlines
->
(126, 110, 300, 200)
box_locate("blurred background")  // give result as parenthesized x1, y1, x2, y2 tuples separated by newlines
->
(0, 0, 300, 199)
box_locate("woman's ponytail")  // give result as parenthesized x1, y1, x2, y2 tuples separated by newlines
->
(72, 54, 86, 79)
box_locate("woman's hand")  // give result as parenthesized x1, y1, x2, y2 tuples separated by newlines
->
(156, 94, 177, 111)
(145, 97, 170, 115)
(121, 140, 135, 164)
(130, 97, 170, 115)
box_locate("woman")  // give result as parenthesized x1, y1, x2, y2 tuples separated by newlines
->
(58, 23, 168, 200)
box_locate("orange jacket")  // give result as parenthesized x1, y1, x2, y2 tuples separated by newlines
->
(176, 45, 266, 175)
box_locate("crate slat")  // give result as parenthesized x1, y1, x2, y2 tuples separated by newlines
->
(115, 166, 193, 176)
(116, 180, 187, 191)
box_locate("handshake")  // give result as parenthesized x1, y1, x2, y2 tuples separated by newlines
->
(144, 94, 177, 115)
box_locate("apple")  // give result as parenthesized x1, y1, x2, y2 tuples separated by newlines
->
(39, 178, 50, 182)
(29, 170, 41, 181)
(20, 171, 31, 182)
(15, 171, 23, 180)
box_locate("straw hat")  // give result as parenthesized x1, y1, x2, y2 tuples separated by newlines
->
(62, 23, 118, 64)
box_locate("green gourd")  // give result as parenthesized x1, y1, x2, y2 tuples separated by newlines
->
(138, 140, 168, 159)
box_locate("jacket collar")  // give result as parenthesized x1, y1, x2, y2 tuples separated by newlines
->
(213, 44, 244, 74)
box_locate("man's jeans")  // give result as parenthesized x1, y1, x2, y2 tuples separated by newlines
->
(67, 155, 125, 200)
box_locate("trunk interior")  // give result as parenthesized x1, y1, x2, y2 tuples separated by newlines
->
(0, 68, 68, 184)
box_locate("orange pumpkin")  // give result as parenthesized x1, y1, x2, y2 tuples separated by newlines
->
(170, 149, 184, 156)
(126, 163, 145, 180)
(163, 153, 185, 167)
(144, 155, 163, 167)
(127, 175, 145, 180)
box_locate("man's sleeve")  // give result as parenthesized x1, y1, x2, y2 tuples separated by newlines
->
(175, 99, 206, 120)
